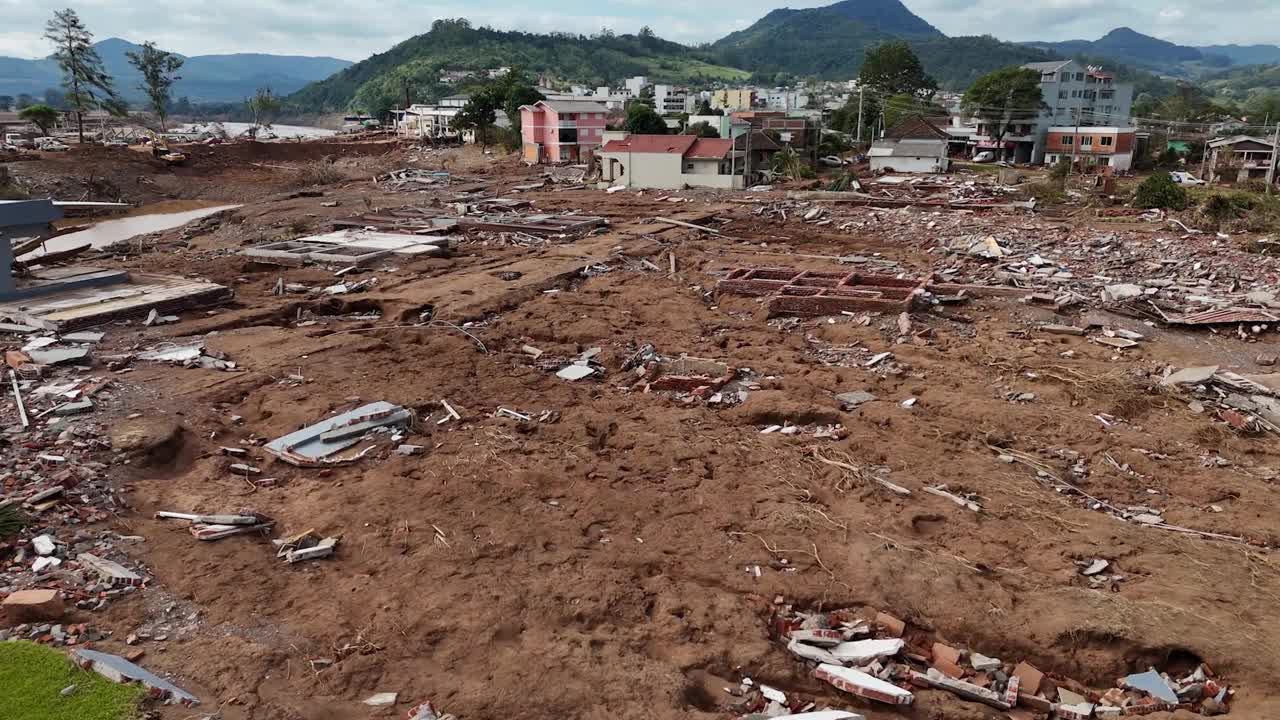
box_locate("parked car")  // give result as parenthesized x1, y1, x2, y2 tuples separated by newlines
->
(819, 155, 847, 167)
(972, 151, 996, 163)
(1169, 171, 1205, 185)
(35, 138, 70, 151)
(4, 133, 34, 149)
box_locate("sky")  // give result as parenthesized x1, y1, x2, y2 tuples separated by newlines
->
(1, 0, 1274, 61)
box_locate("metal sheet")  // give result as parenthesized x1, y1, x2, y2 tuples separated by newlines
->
(265, 402, 412, 466)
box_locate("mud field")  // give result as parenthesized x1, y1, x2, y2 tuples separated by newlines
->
(4, 141, 1280, 720)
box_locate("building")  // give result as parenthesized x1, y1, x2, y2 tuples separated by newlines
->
(624, 76, 650, 98)
(1043, 126, 1137, 171)
(731, 111, 813, 148)
(869, 116, 950, 174)
(1043, 127, 1137, 171)
(712, 89, 756, 112)
(764, 89, 809, 111)
(975, 60, 1133, 164)
(395, 104, 461, 140)
(519, 99, 610, 164)
(597, 134, 743, 190)
(1206, 135, 1279, 184)
(654, 85, 693, 115)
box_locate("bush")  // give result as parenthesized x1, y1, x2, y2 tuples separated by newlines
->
(1026, 181, 1065, 204)
(292, 159, 347, 187)
(1133, 173, 1187, 210)
(1048, 159, 1070, 181)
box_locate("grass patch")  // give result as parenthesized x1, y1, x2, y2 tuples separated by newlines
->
(292, 159, 348, 188)
(0, 641, 143, 720)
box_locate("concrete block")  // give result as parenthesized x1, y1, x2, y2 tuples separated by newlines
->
(830, 638, 904, 664)
(816, 663, 913, 705)
(2, 588, 64, 622)
(32, 534, 56, 556)
(77, 553, 143, 586)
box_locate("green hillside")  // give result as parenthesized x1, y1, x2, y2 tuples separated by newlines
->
(287, 20, 745, 114)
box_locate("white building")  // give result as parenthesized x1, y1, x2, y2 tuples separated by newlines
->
(654, 85, 693, 115)
(869, 116, 950, 174)
(624, 76, 650, 98)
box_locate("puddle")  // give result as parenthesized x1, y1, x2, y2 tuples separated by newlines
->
(40, 201, 241, 254)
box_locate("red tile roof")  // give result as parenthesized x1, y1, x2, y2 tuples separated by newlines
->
(686, 138, 733, 159)
(601, 134, 697, 155)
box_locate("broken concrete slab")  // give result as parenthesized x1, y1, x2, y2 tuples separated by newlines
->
(60, 330, 104, 343)
(70, 648, 199, 706)
(265, 402, 413, 467)
(1102, 284, 1144, 302)
(364, 692, 398, 706)
(836, 391, 877, 410)
(1012, 661, 1045, 696)
(1121, 669, 1178, 703)
(2, 588, 64, 622)
(910, 669, 1010, 710)
(556, 364, 597, 381)
(829, 638, 905, 664)
(786, 639, 840, 665)
(1040, 324, 1086, 336)
(1162, 366, 1219, 386)
(31, 534, 55, 555)
(286, 536, 338, 563)
(26, 347, 90, 365)
(771, 713, 865, 720)
(77, 552, 143, 586)
(789, 628, 844, 647)
(815, 663, 913, 705)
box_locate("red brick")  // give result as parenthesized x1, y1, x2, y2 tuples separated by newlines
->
(933, 656, 965, 679)
(875, 611, 906, 637)
(932, 642, 962, 666)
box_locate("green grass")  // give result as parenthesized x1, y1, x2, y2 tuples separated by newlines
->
(639, 57, 750, 82)
(0, 642, 143, 720)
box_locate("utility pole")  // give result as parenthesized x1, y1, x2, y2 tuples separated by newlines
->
(1267, 121, 1280, 195)
(1071, 107, 1080, 175)
(856, 86, 864, 146)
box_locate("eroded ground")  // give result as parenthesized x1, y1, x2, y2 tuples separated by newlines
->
(4, 143, 1280, 720)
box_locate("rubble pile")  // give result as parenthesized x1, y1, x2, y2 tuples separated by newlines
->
(766, 601, 1235, 718)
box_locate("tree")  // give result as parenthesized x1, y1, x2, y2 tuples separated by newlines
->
(962, 67, 1046, 147)
(15, 94, 35, 110)
(491, 68, 543, 136)
(18, 105, 60, 136)
(1245, 92, 1280, 123)
(624, 102, 667, 134)
(451, 88, 500, 148)
(858, 41, 936, 100)
(44, 8, 123, 143)
(685, 121, 719, 138)
(694, 99, 719, 116)
(245, 87, 280, 130)
(1133, 172, 1187, 210)
(126, 41, 184, 132)
(0, 96, 12, 112)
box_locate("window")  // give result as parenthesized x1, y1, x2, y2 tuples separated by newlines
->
(1061, 136, 1074, 146)
(1100, 136, 1114, 147)
(1081, 136, 1092, 147)
(1059, 90, 1068, 99)
(558, 128, 578, 143)
(1076, 72, 1085, 81)
(1098, 156, 1110, 165)
(685, 162, 695, 171)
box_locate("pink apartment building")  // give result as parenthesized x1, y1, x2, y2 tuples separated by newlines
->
(519, 99, 610, 164)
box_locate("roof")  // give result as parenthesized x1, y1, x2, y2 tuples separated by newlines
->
(601, 134, 697, 155)
(869, 143, 944, 158)
(1024, 60, 1074, 73)
(734, 130, 781, 152)
(883, 115, 949, 141)
(528, 99, 609, 115)
(686, 138, 733, 160)
(1208, 134, 1277, 149)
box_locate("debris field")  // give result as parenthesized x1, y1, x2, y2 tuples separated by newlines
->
(3, 143, 1280, 720)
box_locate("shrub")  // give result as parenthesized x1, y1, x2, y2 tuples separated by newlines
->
(292, 159, 346, 187)
(1048, 159, 1070, 182)
(1026, 181, 1065, 204)
(1133, 173, 1187, 210)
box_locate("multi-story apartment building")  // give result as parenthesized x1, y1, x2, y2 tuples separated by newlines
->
(654, 85, 693, 115)
(975, 60, 1133, 164)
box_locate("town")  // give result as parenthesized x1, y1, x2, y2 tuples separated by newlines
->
(1, 4, 1279, 720)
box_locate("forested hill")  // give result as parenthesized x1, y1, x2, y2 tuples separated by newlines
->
(287, 20, 747, 114)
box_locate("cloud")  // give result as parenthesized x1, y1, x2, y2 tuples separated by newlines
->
(0, 1, 1274, 61)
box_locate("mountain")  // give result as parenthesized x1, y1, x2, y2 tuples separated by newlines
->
(1198, 44, 1280, 67)
(710, 0, 1048, 86)
(288, 19, 748, 114)
(1021, 27, 1236, 76)
(0, 38, 351, 103)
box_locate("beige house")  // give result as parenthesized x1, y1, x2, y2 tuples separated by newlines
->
(597, 134, 743, 190)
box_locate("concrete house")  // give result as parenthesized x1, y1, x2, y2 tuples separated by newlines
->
(869, 116, 950, 174)
(1206, 135, 1278, 184)
(598, 134, 743, 190)
(519, 100, 609, 164)
(1043, 126, 1137, 172)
